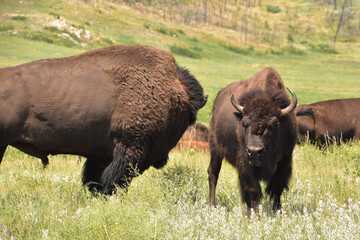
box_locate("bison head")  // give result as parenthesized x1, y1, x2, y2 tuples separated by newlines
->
(231, 88, 297, 167)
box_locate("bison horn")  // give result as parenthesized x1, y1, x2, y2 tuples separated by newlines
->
(280, 87, 297, 117)
(231, 94, 244, 113)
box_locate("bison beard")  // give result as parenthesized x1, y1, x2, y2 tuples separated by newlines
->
(0, 45, 207, 194)
(208, 67, 297, 213)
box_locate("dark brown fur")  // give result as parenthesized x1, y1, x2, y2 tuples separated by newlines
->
(208, 67, 297, 212)
(0, 45, 207, 193)
(296, 98, 360, 145)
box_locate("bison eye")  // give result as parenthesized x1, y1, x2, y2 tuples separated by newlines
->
(241, 118, 250, 128)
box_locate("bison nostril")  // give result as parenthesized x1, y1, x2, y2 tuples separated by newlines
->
(247, 147, 265, 156)
(258, 147, 265, 154)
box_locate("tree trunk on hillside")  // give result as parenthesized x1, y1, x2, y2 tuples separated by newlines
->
(333, 3, 346, 44)
(219, 2, 224, 27)
(241, 13, 248, 42)
(203, 0, 207, 24)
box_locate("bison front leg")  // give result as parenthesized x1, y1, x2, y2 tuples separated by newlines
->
(265, 154, 292, 211)
(239, 177, 262, 214)
(207, 151, 223, 207)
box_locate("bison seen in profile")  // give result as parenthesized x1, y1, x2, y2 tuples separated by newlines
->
(177, 122, 209, 151)
(208, 67, 297, 212)
(296, 98, 360, 145)
(0, 45, 208, 194)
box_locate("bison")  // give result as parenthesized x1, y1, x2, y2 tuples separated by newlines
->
(296, 98, 360, 145)
(177, 122, 209, 151)
(0, 45, 208, 194)
(208, 67, 297, 212)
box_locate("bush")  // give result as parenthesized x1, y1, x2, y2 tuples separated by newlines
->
(49, 12, 60, 19)
(100, 37, 114, 45)
(266, 48, 283, 55)
(287, 47, 306, 55)
(267, 6, 281, 14)
(12, 16, 27, 21)
(310, 44, 339, 54)
(169, 45, 201, 59)
(222, 44, 254, 55)
(155, 27, 184, 37)
(20, 31, 78, 48)
(143, 23, 150, 29)
(0, 25, 15, 31)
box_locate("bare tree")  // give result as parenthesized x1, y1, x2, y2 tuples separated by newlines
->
(333, 1, 346, 44)
(219, 2, 224, 27)
(203, 0, 208, 24)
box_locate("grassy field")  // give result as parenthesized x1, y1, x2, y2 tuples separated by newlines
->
(1, 0, 360, 239)
(0, 143, 359, 239)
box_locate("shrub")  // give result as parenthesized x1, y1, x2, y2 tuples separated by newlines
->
(12, 16, 27, 21)
(143, 23, 150, 29)
(20, 31, 78, 48)
(0, 25, 15, 31)
(222, 44, 254, 55)
(310, 44, 339, 54)
(267, 6, 281, 14)
(155, 27, 179, 37)
(49, 12, 60, 19)
(188, 37, 199, 42)
(100, 37, 114, 45)
(169, 45, 201, 59)
(287, 47, 306, 55)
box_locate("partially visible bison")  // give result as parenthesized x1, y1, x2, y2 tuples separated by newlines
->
(208, 67, 297, 212)
(296, 98, 360, 145)
(177, 122, 209, 151)
(0, 45, 208, 193)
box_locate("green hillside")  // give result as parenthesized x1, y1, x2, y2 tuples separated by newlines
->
(1, 0, 359, 124)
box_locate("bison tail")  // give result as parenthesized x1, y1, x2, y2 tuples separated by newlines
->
(100, 146, 128, 194)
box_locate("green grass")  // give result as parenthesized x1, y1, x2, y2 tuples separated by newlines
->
(0, 143, 359, 239)
(0, 0, 360, 238)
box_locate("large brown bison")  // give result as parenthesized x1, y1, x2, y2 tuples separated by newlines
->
(177, 122, 209, 151)
(208, 67, 297, 212)
(0, 45, 208, 194)
(296, 98, 360, 145)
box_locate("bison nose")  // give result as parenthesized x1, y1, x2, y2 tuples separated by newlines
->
(247, 147, 265, 157)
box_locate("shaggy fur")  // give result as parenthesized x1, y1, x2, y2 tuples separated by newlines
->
(0, 45, 207, 194)
(208, 67, 297, 212)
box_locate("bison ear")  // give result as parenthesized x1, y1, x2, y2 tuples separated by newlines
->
(233, 112, 243, 121)
(296, 108, 314, 117)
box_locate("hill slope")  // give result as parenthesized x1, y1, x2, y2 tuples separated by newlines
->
(0, 0, 359, 124)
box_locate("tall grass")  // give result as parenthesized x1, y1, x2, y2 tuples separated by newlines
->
(1, 142, 359, 239)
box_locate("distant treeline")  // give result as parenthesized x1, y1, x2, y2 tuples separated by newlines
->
(104, 0, 359, 47)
